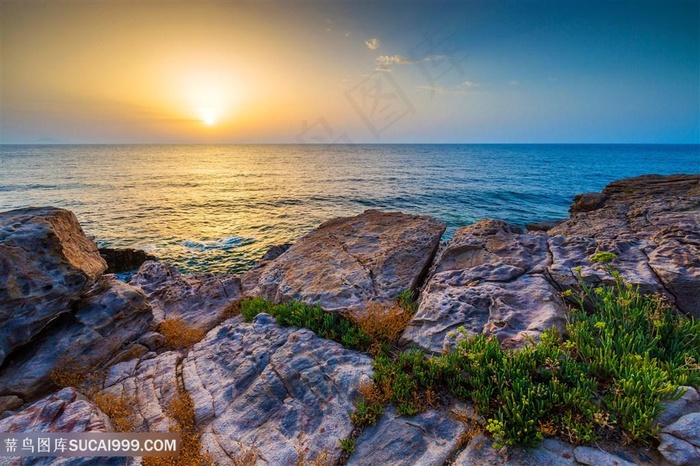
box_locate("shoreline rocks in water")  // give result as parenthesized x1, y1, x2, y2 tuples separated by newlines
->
(0, 173, 698, 465)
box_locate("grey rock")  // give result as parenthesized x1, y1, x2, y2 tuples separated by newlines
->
(570, 192, 608, 213)
(661, 412, 700, 447)
(347, 406, 466, 466)
(0, 207, 107, 367)
(550, 174, 700, 316)
(0, 395, 23, 414)
(0, 388, 133, 466)
(573, 446, 638, 466)
(657, 386, 700, 428)
(130, 261, 241, 331)
(453, 435, 576, 465)
(246, 210, 445, 312)
(402, 219, 567, 353)
(658, 433, 700, 466)
(0, 276, 153, 401)
(99, 247, 156, 274)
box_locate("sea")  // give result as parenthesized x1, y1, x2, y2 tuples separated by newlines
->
(1, 144, 698, 274)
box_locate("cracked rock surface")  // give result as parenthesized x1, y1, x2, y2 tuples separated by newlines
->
(243, 209, 445, 312)
(404, 174, 700, 353)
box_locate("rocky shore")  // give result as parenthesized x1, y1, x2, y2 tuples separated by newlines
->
(0, 174, 698, 465)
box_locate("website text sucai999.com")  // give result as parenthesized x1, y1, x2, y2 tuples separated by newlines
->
(0, 433, 179, 457)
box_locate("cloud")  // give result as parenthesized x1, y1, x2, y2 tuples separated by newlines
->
(376, 55, 415, 65)
(510, 79, 520, 86)
(365, 38, 381, 50)
(417, 80, 480, 95)
(423, 55, 448, 62)
(375, 65, 393, 72)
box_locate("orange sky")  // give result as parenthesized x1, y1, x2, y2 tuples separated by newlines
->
(2, 1, 698, 143)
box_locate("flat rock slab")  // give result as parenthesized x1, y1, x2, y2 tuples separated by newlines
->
(347, 406, 466, 466)
(453, 435, 576, 465)
(130, 261, 241, 331)
(402, 219, 567, 353)
(247, 210, 445, 312)
(0, 276, 153, 402)
(0, 207, 107, 368)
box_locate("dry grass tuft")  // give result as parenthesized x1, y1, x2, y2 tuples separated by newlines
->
(143, 388, 214, 466)
(159, 318, 207, 350)
(92, 392, 136, 432)
(353, 302, 413, 346)
(218, 300, 242, 321)
(451, 407, 483, 449)
(230, 441, 260, 466)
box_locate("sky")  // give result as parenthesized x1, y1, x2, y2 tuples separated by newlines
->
(1, 0, 698, 144)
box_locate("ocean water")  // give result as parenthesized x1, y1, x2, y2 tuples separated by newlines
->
(1, 144, 698, 274)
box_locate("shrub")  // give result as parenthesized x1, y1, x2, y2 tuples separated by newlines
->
(240, 298, 373, 352)
(352, 302, 413, 349)
(159, 318, 207, 350)
(363, 267, 699, 448)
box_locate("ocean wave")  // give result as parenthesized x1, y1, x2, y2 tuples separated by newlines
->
(182, 236, 254, 251)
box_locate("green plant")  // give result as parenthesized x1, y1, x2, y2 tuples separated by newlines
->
(362, 264, 699, 449)
(240, 298, 373, 352)
(339, 437, 356, 455)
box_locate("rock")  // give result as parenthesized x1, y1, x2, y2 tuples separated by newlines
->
(526, 219, 565, 231)
(347, 406, 466, 466)
(102, 352, 181, 432)
(183, 313, 373, 465)
(570, 192, 608, 213)
(656, 386, 700, 428)
(573, 446, 638, 466)
(661, 412, 700, 447)
(402, 219, 567, 353)
(102, 314, 373, 465)
(130, 261, 241, 331)
(0, 207, 107, 367)
(0, 387, 113, 433)
(0, 388, 133, 466)
(261, 243, 292, 261)
(550, 174, 700, 316)
(453, 435, 576, 465)
(99, 247, 156, 274)
(658, 433, 700, 466)
(0, 276, 153, 401)
(0, 395, 22, 414)
(246, 210, 445, 312)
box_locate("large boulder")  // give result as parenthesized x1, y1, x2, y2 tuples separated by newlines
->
(244, 210, 445, 313)
(130, 261, 241, 331)
(549, 174, 700, 316)
(402, 219, 568, 353)
(0, 276, 153, 401)
(103, 314, 373, 465)
(0, 207, 107, 367)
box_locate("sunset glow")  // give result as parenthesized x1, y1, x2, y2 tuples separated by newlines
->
(0, 1, 697, 144)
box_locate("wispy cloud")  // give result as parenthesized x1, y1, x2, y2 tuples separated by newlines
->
(375, 65, 393, 72)
(510, 79, 520, 86)
(376, 55, 416, 65)
(423, 54, 448, 62)
(365, 38, 380, 50)
(417, 80, 480, 95)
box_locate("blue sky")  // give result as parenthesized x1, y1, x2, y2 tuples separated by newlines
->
(1, 0, 698, 143)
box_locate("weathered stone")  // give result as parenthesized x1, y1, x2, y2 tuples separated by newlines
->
(658, 433, 700, 466)
(550, 174, 700, 316)
(570, 192, 608, 213)
(526, 219, 565, 231)
(661, 412, 700, 447)
(453, 435, 576, 465)
(102, 351, 181, 432)
(0, 276, 153, 401)
(130, 261, 240, 331)
(657, 386, 700, 428)
(0, 395, 22, 414)
(247, 210, 445, 312)
(183, 313, 373, 465)
(0, 387, 112, 433)
(573, 446, 638, 466)
(347, 406, 466, 466)
(99, 247, 156, 274)
(0, 388, 133, 466)
(0, 207, 107, 367)
(402, 219, 567, 353)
